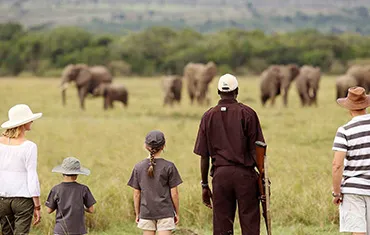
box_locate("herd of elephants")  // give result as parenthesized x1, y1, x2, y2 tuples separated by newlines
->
(59, 62, 370, 110)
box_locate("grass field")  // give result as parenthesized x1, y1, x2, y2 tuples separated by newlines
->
(0, 75, 351, 235)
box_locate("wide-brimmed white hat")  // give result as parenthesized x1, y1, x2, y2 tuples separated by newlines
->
(1, 104, 42, 129)
(218, 74, 238, 92)
(52, 157, 90, 175)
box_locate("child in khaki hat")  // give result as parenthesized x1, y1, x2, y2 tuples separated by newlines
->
(128, 130, 183, 234)
(45, 157, 96, 235)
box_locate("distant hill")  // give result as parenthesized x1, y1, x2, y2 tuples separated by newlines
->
(0, 0, 370, 34)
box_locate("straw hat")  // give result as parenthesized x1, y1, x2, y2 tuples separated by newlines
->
(337, 86, 370, 110)
(1, 104, 42, 129)
(52, 157, 90, 175)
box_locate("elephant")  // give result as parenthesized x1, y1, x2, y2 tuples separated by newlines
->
(93, 83, 128, 110)
(260, 64, 300, 107)
(161, 75, 182, 106)
(183, 61, 217, 105)
(295, 65, 321, 106)
(60, 64, 113, 110)
(336, 74, 358, 99)
(260, 66, 281, 106)
(346, 65, 370, 93)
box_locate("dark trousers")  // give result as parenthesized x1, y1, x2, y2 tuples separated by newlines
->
(212, 166, 260, 235)
(0, 197, 34, 235)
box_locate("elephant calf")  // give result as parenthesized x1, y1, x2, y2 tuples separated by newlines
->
(162, 75, 182, 106)
(93, 83, 128, 110)
(295, 65, 321, 106)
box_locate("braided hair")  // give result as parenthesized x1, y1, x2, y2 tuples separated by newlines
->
(147, 145, 164, 178)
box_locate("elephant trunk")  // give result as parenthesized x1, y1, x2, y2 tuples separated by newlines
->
(61, 81, 69, 106)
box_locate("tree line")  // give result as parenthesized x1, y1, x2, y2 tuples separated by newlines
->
(1, 22, 370, 77)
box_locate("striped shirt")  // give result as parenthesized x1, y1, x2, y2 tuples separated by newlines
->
(333, 114, 370, 196)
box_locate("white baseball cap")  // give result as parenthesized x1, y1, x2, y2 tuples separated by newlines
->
(218, 74, 238, 92)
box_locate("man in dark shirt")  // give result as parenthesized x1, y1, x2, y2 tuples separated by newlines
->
(194, 73, 265, 235)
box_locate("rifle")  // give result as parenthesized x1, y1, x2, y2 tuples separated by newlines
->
(255, 141, 271, 235)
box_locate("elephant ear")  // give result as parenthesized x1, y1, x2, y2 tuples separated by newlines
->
(203, 62, 217, 83)
(75, 66, 92, 87)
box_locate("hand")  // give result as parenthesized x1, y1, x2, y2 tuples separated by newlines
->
(174, 214, 180, 225)
(202, 186, 213, 209)
(33, 209, 41, 225)
(135, 216, 139, 223)
(332, 195, 342, 205)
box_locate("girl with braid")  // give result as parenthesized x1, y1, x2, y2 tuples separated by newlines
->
(128, 130, 183, 235)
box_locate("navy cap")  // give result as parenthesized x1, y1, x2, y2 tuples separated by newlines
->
(145, 130, 166, 148)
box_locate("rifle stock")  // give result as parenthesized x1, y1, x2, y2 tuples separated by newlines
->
(255, 141, 271, 235)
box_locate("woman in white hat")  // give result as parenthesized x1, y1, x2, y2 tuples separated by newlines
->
(0, 104, 42, 235)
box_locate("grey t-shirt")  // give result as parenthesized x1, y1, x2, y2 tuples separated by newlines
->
(45, 182, 96, 235)
(127, 158, 183, 220)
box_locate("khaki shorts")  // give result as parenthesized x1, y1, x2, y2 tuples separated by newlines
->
(137, 217, 175, 231)
(340, 194, 370, 233)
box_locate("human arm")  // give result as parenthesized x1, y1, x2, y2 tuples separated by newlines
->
(332, 127, 348, 205)
(83, 186, 97, 214)
(85, 205, 94, 213)
(46, 206, 55, 214)
(127, 168, 141, 222)
(133, 189, 141, 223)
(193, 114, 212, 208)
(32, 196, 41, 225)
(332, 151, 345, 205)
(170, 187, 180, 224)
(45, 189, 57, 215)
(26, 144, 41, 225)
(26, 144, 41, 198)
(245, 111, 265, 167)
(200, 155, 212, 209)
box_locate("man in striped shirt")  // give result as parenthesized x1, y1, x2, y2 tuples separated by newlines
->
(332, 86, 370, 235)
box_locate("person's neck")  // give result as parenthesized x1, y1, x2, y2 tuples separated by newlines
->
(220, 95, 236, 100)
(63, 176, 77, 182)
(150, 152, 162, 158)
(351, 110, 367, 117)
(11, 131, 26, 140)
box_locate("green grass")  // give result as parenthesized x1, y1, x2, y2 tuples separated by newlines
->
(0, 75, 349, 234)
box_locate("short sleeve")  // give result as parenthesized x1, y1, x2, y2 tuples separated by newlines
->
(83, 186, 96, 208)
(45, 189, 57, 210)
(333, 127, 348, 152)
(246, 111, 265, 149)
(168, 164, 183, 188)
(127, 168, 141, 190)
(193, 113, 209, 157)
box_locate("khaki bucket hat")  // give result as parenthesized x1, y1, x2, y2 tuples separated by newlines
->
(52, 157, 90, 175)
(337, 86, 370, 110)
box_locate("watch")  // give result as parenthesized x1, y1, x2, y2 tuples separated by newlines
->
(200, 181, 209, 188)
(332, 192, 341, 197)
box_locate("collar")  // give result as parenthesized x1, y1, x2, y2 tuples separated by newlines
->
(218, 98, 238, 105)
(351, 113, 370, 121)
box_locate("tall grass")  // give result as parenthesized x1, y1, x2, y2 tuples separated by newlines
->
(0, 75, 348, 234)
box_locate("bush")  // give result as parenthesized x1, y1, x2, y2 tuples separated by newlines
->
(329, 60, 348, 75)
(246, 58, 268, 75)
(217, 64, 233, 75)
(108, 60, 132, 77)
